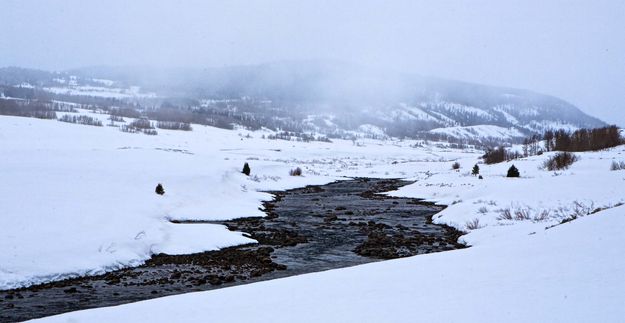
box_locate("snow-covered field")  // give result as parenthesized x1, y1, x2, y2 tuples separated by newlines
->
(2, 112, 624, 322)
(0, 112, 471, 290)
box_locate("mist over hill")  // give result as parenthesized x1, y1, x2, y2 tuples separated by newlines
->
(0, 61, 605, 143)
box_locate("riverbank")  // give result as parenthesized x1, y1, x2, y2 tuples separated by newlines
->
(0, 178, 464, 322)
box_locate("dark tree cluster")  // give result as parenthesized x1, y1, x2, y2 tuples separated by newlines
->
(544, 126, 622, 152)
(110, 107, 142, 119)
(129, 118, 154, 129)
(0, 98, 57, 119)
(266, 131, 331, 143)
(482, 147, 522, 164)
(58, 114, 103, 126)
(522, 134, 542, 156)
(156, 121, 192, 131)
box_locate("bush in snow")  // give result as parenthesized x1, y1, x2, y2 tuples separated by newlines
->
(506, 165, 520, 178)
(610, 160, 625, 171)
(451, 162, 460, 170)
(465, 218, 483, 230)
(471, 164, 480, 176)
(543, 152, 578, 171)
(155, 183, 165, 195)
(242, 162, 251, 176)
(289, 167, 303, 176)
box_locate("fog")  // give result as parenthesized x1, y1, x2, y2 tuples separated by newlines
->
(1, 0, 624, 125)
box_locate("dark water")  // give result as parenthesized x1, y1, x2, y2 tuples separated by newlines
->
(0, 178, 465, 322)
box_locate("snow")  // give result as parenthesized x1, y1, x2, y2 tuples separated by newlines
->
(0, 114, 468, 290)
(429, 124, 524, 140)
(43, 85, 156, 99)
(33, 205, 625, 323)
(3, 113, 625, 322)
(493, 104, 520, 124)
(526, 120, 579, 133)
(431, 101, 494, 120)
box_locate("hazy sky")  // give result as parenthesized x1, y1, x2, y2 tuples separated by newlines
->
(1, 0, 624, 125)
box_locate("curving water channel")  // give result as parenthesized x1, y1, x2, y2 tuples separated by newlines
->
(0, 178, 465, 322)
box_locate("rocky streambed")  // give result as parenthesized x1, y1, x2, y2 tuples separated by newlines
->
(0, 178, 465, 322)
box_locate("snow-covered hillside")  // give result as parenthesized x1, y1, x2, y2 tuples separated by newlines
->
(0, 63, 606, 143)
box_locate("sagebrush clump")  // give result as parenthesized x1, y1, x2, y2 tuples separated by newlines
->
(289, 167, 303, 176)
(543, 152, 578, 171)
(610, 160, 625, 171)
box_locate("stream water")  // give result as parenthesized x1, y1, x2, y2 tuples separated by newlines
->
(0, 178, 465, 322)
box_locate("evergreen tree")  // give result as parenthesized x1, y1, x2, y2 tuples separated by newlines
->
(155, 183, 165, 195)
(242, 162, 251, 176)
(506, 165, 520, 178)
(472, 164, 480, 176)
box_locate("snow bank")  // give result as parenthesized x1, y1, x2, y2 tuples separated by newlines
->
(33, 205, 625, 323)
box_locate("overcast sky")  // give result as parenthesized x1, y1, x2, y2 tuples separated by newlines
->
(1, 0, 624, 125)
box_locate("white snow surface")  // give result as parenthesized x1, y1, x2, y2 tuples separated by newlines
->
(2, 113, 625, 322)
(429, 124, 524, 140)
(42, 85, 156, 99)
(1, 114, 471, 290)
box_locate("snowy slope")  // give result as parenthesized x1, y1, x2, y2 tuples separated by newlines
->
(1, 64, 607, 143)
(429, 124, 525, 140)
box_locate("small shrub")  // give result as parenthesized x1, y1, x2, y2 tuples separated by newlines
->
(543, 152, 578, 171)
(496, 208, 513, 220)
(471, 164, 480, 176)
(506, 165, 520, 178)
(242, 162, 251, 176)
(610, 160, 625, 171)
(289, 167, 303, 176)
(155, 183, 165, 195)
(143, 129, 158, 136)
(478, 175, 483, 180)
(452, 162, 460, 170)
(465, 218, 483, 230)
